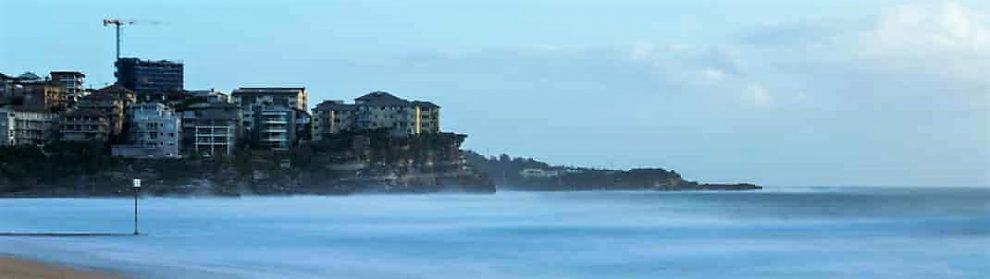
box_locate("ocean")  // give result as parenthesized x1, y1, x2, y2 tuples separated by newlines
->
(1, 187, 988, 278)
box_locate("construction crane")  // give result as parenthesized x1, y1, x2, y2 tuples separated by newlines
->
(103, 19, 159, 62)
(103, 19, 135, 62)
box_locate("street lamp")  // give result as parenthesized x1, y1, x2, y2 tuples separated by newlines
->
(132, 178, 141, 235)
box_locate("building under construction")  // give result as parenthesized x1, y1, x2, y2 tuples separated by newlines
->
(114, 57, 184, 94)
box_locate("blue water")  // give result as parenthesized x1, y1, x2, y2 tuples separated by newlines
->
(1, 187, 988, 278)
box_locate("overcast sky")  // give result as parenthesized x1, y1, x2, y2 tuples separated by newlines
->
(2, 0, 987, 187)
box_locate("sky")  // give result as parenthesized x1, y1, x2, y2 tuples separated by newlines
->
(1, 0, 988, 187)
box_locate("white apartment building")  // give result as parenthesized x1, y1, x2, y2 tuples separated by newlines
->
(119, 103, 181, 158)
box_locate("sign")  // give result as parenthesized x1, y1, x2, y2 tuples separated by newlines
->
(133, 179, 141, 188)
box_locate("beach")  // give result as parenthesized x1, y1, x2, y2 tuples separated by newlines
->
(0, 257, 119, 279)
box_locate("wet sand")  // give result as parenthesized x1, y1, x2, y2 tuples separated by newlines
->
(0, 257, 121, 279)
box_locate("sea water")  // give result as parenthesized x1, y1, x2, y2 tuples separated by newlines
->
(0, 187, 987, 278)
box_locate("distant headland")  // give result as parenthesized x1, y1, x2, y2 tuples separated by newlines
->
(0, 59, 758, 197)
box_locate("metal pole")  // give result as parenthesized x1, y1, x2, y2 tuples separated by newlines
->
(115, 24, 121, 61)
(133, 186, 139, 235)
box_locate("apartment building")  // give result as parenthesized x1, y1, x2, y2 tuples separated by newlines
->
(50, 71, 86, 104)
(60, 109, 110, 142)
(179, 102, 240, 157)
(0, 107, 58, 146)
(312, 91, 440, 140)
(78, 84, 135, 138)
(114, 103, 181, 158)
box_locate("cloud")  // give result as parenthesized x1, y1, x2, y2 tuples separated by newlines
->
(856, 2, 990, 88)
(744, 83, 773, 107)
(349, 1, 988, 185)
(868, 2, 988, 54)
(624, 41, 778, 107)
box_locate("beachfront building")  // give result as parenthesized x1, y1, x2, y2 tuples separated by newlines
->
(231, 87, 310, 151)
(244, 105, 309, 151)
(59, 109, 110, 142)
(179, 103, 241, 157)
(311, 100, 354, 140)
(312, 91, 440, 140)
(113, 103, 180, 158)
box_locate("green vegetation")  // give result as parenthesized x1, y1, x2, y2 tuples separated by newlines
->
(0, 132, 493, 197)
(464, 151, 759, 191)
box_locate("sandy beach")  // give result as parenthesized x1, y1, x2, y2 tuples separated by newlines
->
(0, 257, 121, 279)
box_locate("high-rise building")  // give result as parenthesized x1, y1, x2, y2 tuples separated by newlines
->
(114, 58, 184, 94)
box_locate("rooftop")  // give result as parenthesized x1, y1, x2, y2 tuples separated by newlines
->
(412, 100, 440, 109)
(316, 100, 357, 111)
(232, 87, 306, 95)
(117, 57, 183, 65)
(17, 72, 41, 81)
(50, 71, 85, 77)
(315, 92, 441, 110)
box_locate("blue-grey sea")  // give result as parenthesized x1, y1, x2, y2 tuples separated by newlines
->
(1, 187, 988, 278)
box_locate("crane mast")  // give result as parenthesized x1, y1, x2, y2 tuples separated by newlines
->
(102, 19, 135, 62)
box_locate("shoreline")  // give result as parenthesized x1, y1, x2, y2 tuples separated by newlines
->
(0, 187, 762, 198)
(0, 256, 123, 279)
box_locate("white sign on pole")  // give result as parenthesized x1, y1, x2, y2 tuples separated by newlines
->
(133, 179, 141, 188)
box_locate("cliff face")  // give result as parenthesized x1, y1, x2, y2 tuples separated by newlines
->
(463, 151, 760, 191)
(0, 133, 495, 197)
